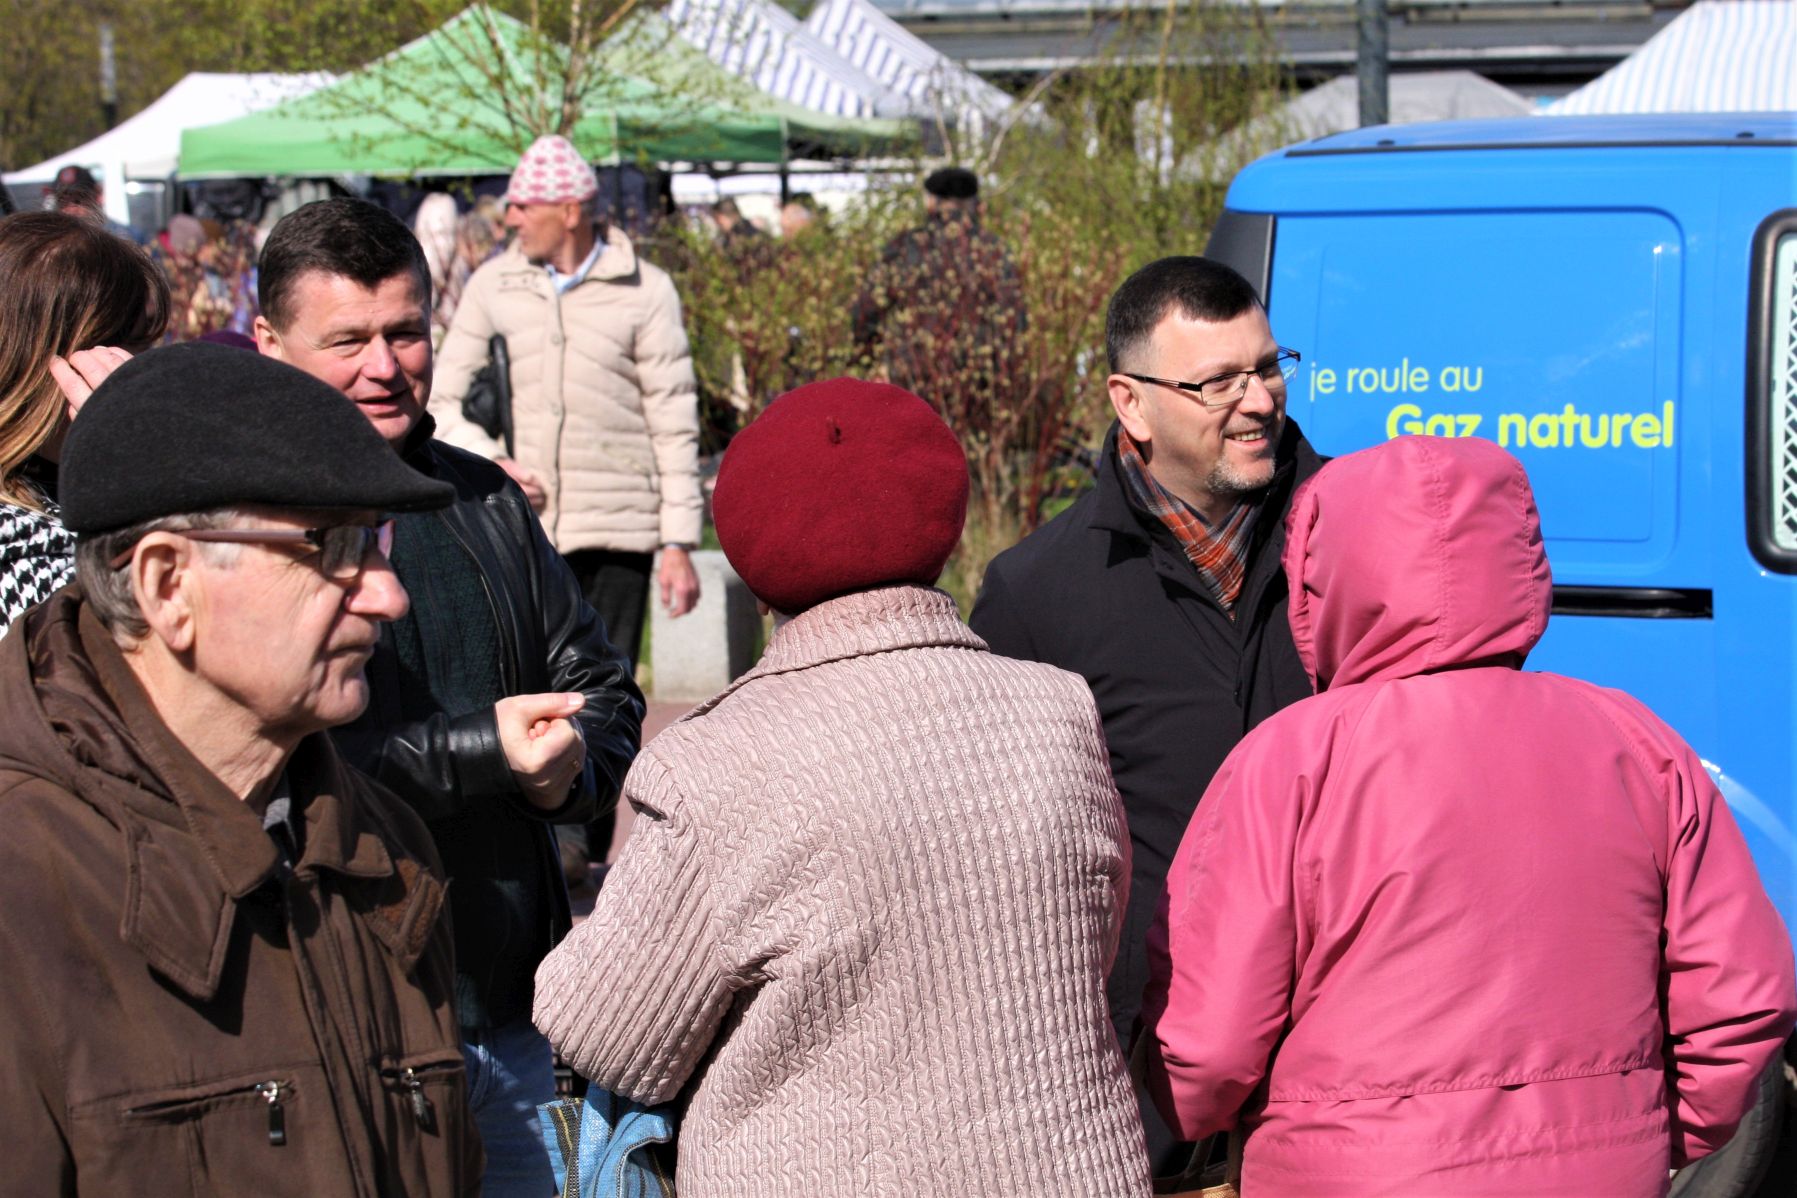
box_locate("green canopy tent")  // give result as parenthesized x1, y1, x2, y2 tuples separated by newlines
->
(178, 7, 904, 179)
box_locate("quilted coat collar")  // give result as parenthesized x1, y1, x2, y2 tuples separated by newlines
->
(689, 585, 982, 717)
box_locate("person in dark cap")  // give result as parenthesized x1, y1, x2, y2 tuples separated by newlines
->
(924, 165, 980, 200)
(0, 340, 483, 1194)
(535, 377, 1152, 1196)
(850, 164, 1026, 433)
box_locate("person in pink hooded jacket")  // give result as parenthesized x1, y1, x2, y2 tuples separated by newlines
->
(1141, 434, 1796, 1196)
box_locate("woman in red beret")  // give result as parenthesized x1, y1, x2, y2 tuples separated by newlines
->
(535, 378, 1152, 1195)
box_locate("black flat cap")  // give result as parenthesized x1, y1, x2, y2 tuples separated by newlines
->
(61, 341, 454, 534)
(924, 167, 979, 200)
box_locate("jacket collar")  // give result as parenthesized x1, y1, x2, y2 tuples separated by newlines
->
(1088, 417, 1314, 542)
(399, 411, 440, 465)
(70, 602, 437, 999)
(688, 585, 982, 718)
(494, 225, 640, 290)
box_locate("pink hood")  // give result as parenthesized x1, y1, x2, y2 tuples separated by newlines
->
(1283, 435, 1553, 691)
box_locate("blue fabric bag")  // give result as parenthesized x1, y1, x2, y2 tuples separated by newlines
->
(537, 1089, 676, 1198)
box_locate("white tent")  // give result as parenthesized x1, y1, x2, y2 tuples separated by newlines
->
(805, 0, 1013, 134)
(665, 0, 911, 119)
(1274, 71, 1532, 141)
(1206, 71, 1530, 168)
(5, 72, 331, 224)
(1546, 0, 1797, 115)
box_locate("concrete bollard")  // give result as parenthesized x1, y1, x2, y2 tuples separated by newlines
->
(650, 548, 759, 700)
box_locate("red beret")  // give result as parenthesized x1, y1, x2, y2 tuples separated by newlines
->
(713, 378, 969, 614)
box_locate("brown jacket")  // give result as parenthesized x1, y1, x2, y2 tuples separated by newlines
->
(429, 230, 704, 554)
(0, 589, 481, 1196)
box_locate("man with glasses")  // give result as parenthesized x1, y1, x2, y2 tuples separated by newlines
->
(0, 342, 482, 1193)
(971, 255, 1324, 1169)
(254, 197, 644, 1197)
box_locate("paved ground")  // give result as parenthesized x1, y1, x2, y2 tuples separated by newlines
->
(643, 699, 693, 744)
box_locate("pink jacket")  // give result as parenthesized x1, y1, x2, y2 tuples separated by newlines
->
(1142, 436, 1796, 1196)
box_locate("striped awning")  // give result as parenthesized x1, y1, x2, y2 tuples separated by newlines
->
(806, 0, 1014, 131)
(1547, 0, 1797, 115)
(666, 0, 912, 120)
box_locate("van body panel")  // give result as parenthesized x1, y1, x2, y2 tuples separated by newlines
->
(1216, 113, 1797, 940)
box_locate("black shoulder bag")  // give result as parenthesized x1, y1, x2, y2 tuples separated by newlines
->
(460, 333, 514, 458)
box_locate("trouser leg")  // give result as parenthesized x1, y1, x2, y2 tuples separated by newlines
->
(460, 1018, 558, 1197)
(561, 548, 652, 865)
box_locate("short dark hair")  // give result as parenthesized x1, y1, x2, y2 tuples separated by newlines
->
(52, 165, 101, 210)
(258, 198, 430, 331)
(1105, 256, 1263, 374)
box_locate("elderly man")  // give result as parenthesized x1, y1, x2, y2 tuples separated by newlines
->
(254, 197, 644, 1196)
(430, 134, 704, 671)
(0, 342, 480, 1193)
(970, 255, 1324, 1166)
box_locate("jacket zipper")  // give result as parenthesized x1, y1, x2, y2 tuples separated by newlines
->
(125, 1079, 288, 1146)
(379, 1061, 461, 1132)
(260, 1080, 288, 1145)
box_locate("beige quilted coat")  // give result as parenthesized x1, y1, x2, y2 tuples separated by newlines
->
(534, 585, 1153, 1196)
(429, 229, 704, 553)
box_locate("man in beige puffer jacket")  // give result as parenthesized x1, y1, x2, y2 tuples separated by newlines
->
(430, 135, 704, 674)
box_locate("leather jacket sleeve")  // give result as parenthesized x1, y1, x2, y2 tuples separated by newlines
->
(331, 702, 518, 825)
(523, 493, 645, 827)
(332, 440, 644, 828)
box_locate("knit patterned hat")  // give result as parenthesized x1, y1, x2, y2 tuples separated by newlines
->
(505, 134, 599, 205)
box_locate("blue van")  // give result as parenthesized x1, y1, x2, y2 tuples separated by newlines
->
(1207, 112, 1797, 1194)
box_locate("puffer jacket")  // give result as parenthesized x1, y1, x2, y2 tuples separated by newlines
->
(0, 589, 481, 1195)
(1142, 435, 1796, 1196)
(428, 229, 704, 554)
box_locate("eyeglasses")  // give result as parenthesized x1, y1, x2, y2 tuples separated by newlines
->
(110, 521, 396, 581)
(1122, 348, 1302, 410)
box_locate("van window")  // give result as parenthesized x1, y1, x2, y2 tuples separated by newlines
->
(1272, 211, 1682, 574)
(1748, 211, 1797, 573)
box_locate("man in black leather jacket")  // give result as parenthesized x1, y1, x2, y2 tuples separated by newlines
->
(254, 198, 644, 1198)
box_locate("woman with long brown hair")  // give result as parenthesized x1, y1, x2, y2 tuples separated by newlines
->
(0, 211, 169, 634)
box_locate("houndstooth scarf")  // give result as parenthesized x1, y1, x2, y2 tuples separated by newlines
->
(0, 500, 77, 638)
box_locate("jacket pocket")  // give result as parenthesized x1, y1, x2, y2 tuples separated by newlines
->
(125, 1074, 294, 1146)
(68, 1062, 350, 1194)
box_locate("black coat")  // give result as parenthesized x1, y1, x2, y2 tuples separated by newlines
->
(970, 419, 1323, 1043)
(333, 418, 645, 957)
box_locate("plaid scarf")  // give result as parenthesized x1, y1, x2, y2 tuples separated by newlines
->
(1116, 429, 1260, 616)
